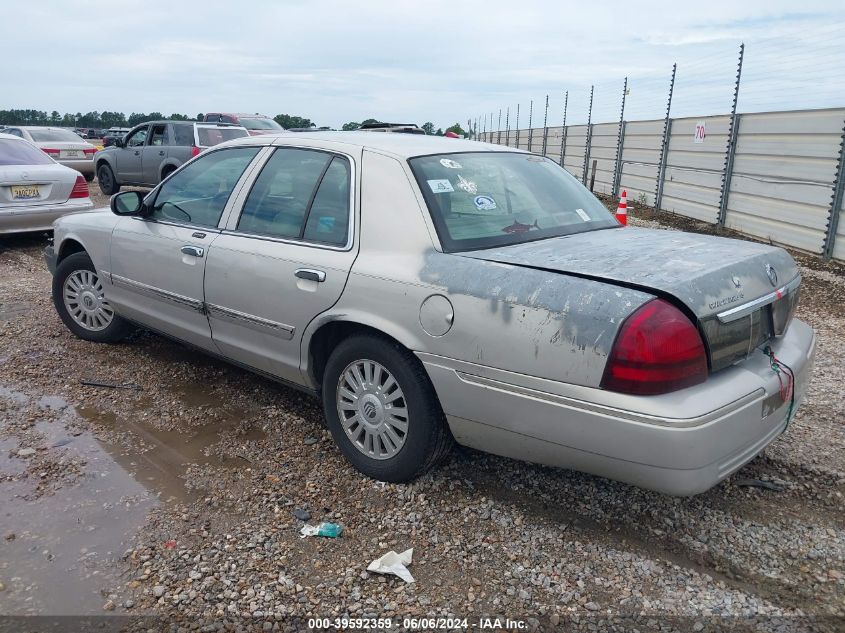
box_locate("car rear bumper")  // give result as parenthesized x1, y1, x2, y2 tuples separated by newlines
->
(58, 159, 95, 175)
(419, 318, 816, 496)
(0, 199, 95, 234)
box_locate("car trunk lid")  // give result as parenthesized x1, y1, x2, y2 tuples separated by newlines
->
(0, 165, 74, 207)
(460, 227, 801, 371)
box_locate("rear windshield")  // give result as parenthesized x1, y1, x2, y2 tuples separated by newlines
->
(0, 138, 54, 165)
(409, 152, 618, 251)
(28, 128, 84, 143)
(196, 126, 250, 147)
(239, 118, 282, 131)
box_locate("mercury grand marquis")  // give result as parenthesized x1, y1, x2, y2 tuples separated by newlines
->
(44, 132, 816, 495)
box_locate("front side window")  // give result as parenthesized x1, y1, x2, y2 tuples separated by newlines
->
(409, 152, 618, 252)
(126, 127, 148, 147)
(148, 147, 260, 227)
(237, 148, 350, 245)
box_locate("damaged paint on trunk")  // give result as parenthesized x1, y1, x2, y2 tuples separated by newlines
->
(418, 250, 653, 385)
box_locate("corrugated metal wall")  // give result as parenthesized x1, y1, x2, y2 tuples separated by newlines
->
(481, 106, 845, 261)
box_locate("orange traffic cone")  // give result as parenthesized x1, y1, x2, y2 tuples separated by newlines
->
(616, 190, 628, 226)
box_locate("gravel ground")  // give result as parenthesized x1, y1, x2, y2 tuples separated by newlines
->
(0, 191, 843, 632)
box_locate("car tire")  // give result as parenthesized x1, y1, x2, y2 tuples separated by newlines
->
(160, 166, 176, 182)
(97, 163, 120, 195)
(84, 172, 94, 183)
(322, 334, 453, 482)
(52, 252, 134, 343)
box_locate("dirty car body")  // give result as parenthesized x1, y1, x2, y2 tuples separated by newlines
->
(45, 132, 816, 495)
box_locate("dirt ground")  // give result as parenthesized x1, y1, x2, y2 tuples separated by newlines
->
(0, 187, 843, 632)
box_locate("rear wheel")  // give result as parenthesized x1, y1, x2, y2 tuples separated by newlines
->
(322, 334, 453, 482)
(97, 163, 119, 195)
(52, 252, 134, 343)
(84, 172, 94, 183)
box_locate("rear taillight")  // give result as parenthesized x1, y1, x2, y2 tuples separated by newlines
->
(191, 146, 201, 157)
(601, 299, 708, 395)
(42, 147, 60, 157)
(69, 175, 89, 199)
(83, 148, 96, 156)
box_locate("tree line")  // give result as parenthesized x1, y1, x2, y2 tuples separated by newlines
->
(0, 109, 468, 136)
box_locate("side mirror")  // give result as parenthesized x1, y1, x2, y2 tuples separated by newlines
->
(114, 138, 125, 148)
(111, 190, 145, 216)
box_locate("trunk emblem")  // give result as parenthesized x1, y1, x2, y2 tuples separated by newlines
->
(731, 276, 742, 289)
(765, 264, 778, 287)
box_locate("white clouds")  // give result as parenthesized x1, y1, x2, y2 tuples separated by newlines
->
(1, 0, 843, 128)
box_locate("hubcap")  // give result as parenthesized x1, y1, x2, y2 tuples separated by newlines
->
(63, 269, 114, 332)
(336, 359, 408, 460)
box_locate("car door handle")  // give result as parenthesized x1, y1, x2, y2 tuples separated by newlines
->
(158, 150, 165, 156)
(133, 150, 140, 155)
(181, 245, 204, 258)
(295, 268, 326, 282)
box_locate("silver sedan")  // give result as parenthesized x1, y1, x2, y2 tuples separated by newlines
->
(0, 133, 95, 234)
(0, 126, 96, 180)
(43, 132, 815, 495)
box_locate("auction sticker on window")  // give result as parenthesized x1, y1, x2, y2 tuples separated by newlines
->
(427, 179, 454, 193)
(574, 208, 590, 221)
(439, 158, 462, 169)
(473, 195, 497, 211)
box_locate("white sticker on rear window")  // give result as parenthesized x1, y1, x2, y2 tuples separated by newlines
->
(474, 195, 497, 211)
(427, 179, 454, 194)
(575, 208, 591, 221)
(456, 174, 478, 194)
(439, 158, 462, 169)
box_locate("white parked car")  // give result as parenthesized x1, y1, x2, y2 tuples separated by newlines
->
(0, 133, 95, 234)
(0, 126, 96, 181)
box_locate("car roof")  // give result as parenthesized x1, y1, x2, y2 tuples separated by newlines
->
(219, 131, 520, 159)
(207, 113, 271, 118)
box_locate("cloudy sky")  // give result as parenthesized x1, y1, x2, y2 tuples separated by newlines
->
(2, 0, 844, 129)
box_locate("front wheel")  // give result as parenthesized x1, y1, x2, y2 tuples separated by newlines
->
(322, 334, 453, 482)
(52, 252, 134, 343)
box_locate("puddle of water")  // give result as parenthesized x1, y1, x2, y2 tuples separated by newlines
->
(0, 383, 265, 615)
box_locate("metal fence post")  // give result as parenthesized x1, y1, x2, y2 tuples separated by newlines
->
(717, 43, 745, 228)
(612, 77, 628, 196)
(654, 63, 677, 210)
(560, 90, 569, 168)
(541, 94, 549, 157)
(582, 85, 594, 185)
(823, 118, 845, 259)
(505, 107, 510, 147)
(515, 104, 520, 149)
(527, 100, 534, 153)
(497, 109, 502, 145)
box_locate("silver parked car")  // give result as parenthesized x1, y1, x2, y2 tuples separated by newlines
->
(93, 120, 249, 194)
(1, 126, 96, 181)
(0, 133, 94, 234)
(44, 132, 815, 495)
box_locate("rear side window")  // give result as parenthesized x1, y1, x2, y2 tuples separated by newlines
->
(0, 139, 54, 165)
(148, 147, 260, 228)
(237, 148, 351, 245)
(196, 126, 249, 147)
(172, 124, 195, 146)
(149, 124, 168, 146)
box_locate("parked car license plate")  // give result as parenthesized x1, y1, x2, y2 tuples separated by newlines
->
(60, 150, 82, 158)
(10, 185, 40, 200)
